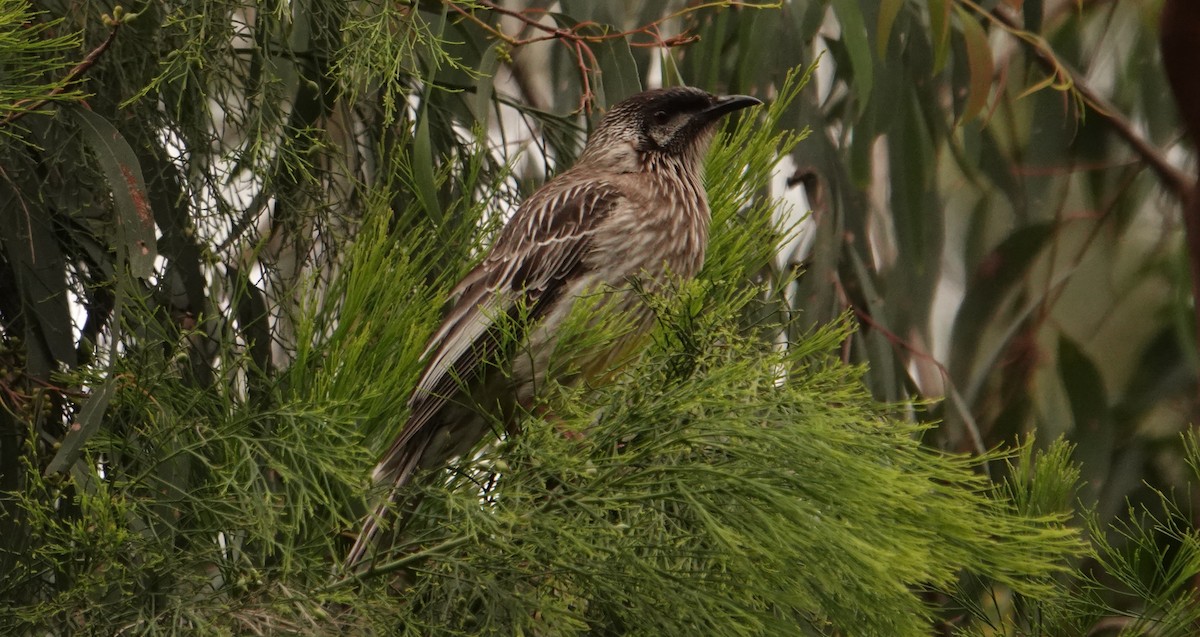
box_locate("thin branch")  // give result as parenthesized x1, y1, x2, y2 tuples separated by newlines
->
(445, 0, 779, 112)
(1, 22, 122, 128)
(961, 0, 1192, 200)
(831, 277, 989, 462)
(329, 535, 474, 586)
(963, 0, 1200, 433)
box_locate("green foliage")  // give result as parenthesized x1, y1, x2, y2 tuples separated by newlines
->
(320, 74, 1082, 634)
(949, 436, 1200, 637)
(361, 291, 1082, 636)
(0, 0, 82, 125)
(3, 347, 368, 633)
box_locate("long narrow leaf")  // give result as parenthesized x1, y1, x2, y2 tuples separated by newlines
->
(69, 106, 157, 279)
(44, 378, 117, 476)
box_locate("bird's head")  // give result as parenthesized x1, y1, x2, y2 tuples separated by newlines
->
(579, 87, 762, 174)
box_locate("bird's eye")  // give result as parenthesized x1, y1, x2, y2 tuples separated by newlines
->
(652, 110, 671, 125)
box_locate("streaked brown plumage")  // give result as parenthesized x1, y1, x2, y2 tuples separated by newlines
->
(346, 87, 761, 568)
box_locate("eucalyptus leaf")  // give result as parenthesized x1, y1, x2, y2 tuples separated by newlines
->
(594, 36, 642, 108)
(829, 0, 873, 115)
(69, 107, 157, 279)
(955, 6, 993, 125)
(44, 379, 117, 477)
(0, 158, 75, 372)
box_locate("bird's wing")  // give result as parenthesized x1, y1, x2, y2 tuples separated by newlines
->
(370, 181, 624, 485)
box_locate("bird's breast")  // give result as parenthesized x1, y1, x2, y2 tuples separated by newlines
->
(591, 168, 710, 283)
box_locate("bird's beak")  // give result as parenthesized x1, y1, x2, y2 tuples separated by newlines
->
(698, 94, 762, 123)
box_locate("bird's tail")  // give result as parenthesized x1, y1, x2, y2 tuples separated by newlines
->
(344, 433, 431, 570)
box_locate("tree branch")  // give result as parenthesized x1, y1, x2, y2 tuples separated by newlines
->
(832, 277, 989, 462)
(444, 0, 779, 112)
(1, 22, 122, 128)
(963, 0, 1192, 200)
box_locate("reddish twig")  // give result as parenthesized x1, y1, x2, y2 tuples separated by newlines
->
(446, 0, 778, 112)
(0, 380, 27, 412)
(966, 0, 1192, 200)
(831, 276, 990, 460)
(1, 22, 122, 128)
(973, 0, 1200, 420)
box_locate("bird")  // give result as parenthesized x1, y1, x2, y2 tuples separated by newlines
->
(346, 86, 761, 568)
